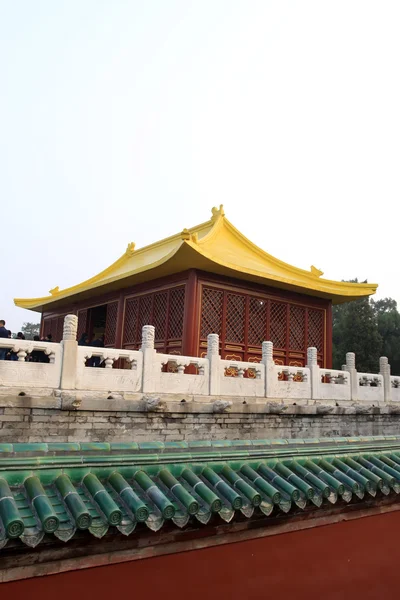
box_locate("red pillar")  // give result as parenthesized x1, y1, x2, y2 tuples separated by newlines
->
(182, 270, 198, 357)
(114, 292, 125, 349)
(326, 301, 333, 368)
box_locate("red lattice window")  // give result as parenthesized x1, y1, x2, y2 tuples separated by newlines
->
(153, 292, 168, 341)
(308, 308, 324, 352)
(123, 286, 185, 348)
(200, 288, 223, 338)
(123, 297, 139, 345)
(77, 310, 88, 340)
(42, 315, 66, 342)
(289, 305, 305, 351)
(168, 287, 185, 339)
(56, 317, 65, 343)
(270, 302, 287, 349)
(248, 297, 267, 346)
(42, 318, 51, 338)
(137, 295, 152, 339)
(226, 294, 246, 343)
(105, 301, 118, 346)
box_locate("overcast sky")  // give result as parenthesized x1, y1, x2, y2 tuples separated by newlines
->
(1, 1, 399, 332)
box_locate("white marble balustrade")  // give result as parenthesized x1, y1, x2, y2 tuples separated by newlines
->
(267, 365, 311, 399)
(75, 347, 142, 392)
(0, 315, 399, 402)
(0, 338, 61, 388)
(317, 369, 351, 401)
(220, 360, 264, 397)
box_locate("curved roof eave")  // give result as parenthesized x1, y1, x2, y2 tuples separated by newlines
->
(14, 207, 378, 311)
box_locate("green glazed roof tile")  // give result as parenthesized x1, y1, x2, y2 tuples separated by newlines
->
(1, 435, 400, 551)
(46, 443, 81, 452)
(109, 442, 140, 451)
(138, 441, 164, 451)
(188, 440, 212, 448)
(0, 444, 14, 453)
(80, 442, 110, 451)
(13, 443, 49, 452)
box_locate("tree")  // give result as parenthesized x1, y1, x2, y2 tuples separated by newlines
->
(371, 298, 400, 375)
(332, 279, 382, 372)
(21, 322, 40, 340)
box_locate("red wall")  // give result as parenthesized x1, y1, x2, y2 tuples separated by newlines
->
(3, 511, 400, 599)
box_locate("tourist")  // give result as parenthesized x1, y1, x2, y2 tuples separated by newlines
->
(5, 330, 17, 361)
(16, 332, 25, 340)
(0, 320, 8, 360)
(78, 332, 89, 346)
(89, 334, 104, 367)
(31, 335, 45, 363)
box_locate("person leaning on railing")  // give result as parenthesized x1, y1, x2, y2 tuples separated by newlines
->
(0, 320, 9, 360)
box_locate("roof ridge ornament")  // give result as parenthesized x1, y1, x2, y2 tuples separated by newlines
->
(181, 229, 198, 243)
(211, 204, 225, 222)
(310, 265, 324, 278)
(49, 286, 60, 296)
(180, 228, 191, 241)
(125, 242, 136, 257)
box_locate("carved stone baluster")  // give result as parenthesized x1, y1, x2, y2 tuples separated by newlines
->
(17, 348, 27, 362)
(104, 355, 114, 369)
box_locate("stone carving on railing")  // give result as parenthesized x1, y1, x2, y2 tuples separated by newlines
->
(141, 325, 155, 350)
(206, 333, 219, 357)
(278, 368, 308, 383)
(359, 375, 382, 387)
(63, 315, 78, 341)
(1, 315, 400, 403)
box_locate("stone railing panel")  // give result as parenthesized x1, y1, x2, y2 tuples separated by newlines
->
(75, 347, 142, 392)
(151, 354, 209, 395)
(391, 377, 400, 402)
(268, 365, 311, 399)
(318, 368, 351, 401)
(220, 360, 264, 397)
(357, 372, 384, 402)
(0, 339, 61, 389)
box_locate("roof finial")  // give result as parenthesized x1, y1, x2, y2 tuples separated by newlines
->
(49, 286, 60, 296)
(126, 242, 136, 257)
(310, 265, 324, 278)
(211, 204, 225, 222)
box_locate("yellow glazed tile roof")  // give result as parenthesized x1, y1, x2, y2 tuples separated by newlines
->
(14, 206, 377, 311)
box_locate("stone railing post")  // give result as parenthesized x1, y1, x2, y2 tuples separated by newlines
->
(262, 341, 274, 398)
(207, 334, 220, 396)
(306, 347, 319, 400)
(60, 315, 78, 390)
(345, 352, 358, 401)
(380, 356, 392, 402)
(141, 325, 156, 394)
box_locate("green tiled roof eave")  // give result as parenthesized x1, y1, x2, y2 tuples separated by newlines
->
(1, 436, 400, 550)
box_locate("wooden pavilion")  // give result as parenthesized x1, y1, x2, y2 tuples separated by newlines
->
(14, 206, 377, 368)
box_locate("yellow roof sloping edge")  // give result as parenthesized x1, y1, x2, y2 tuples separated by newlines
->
(186, 214, 377, 302)
(14, 206, 377, 311)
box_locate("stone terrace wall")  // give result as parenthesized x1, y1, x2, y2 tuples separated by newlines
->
(1, 404, 400, 444)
